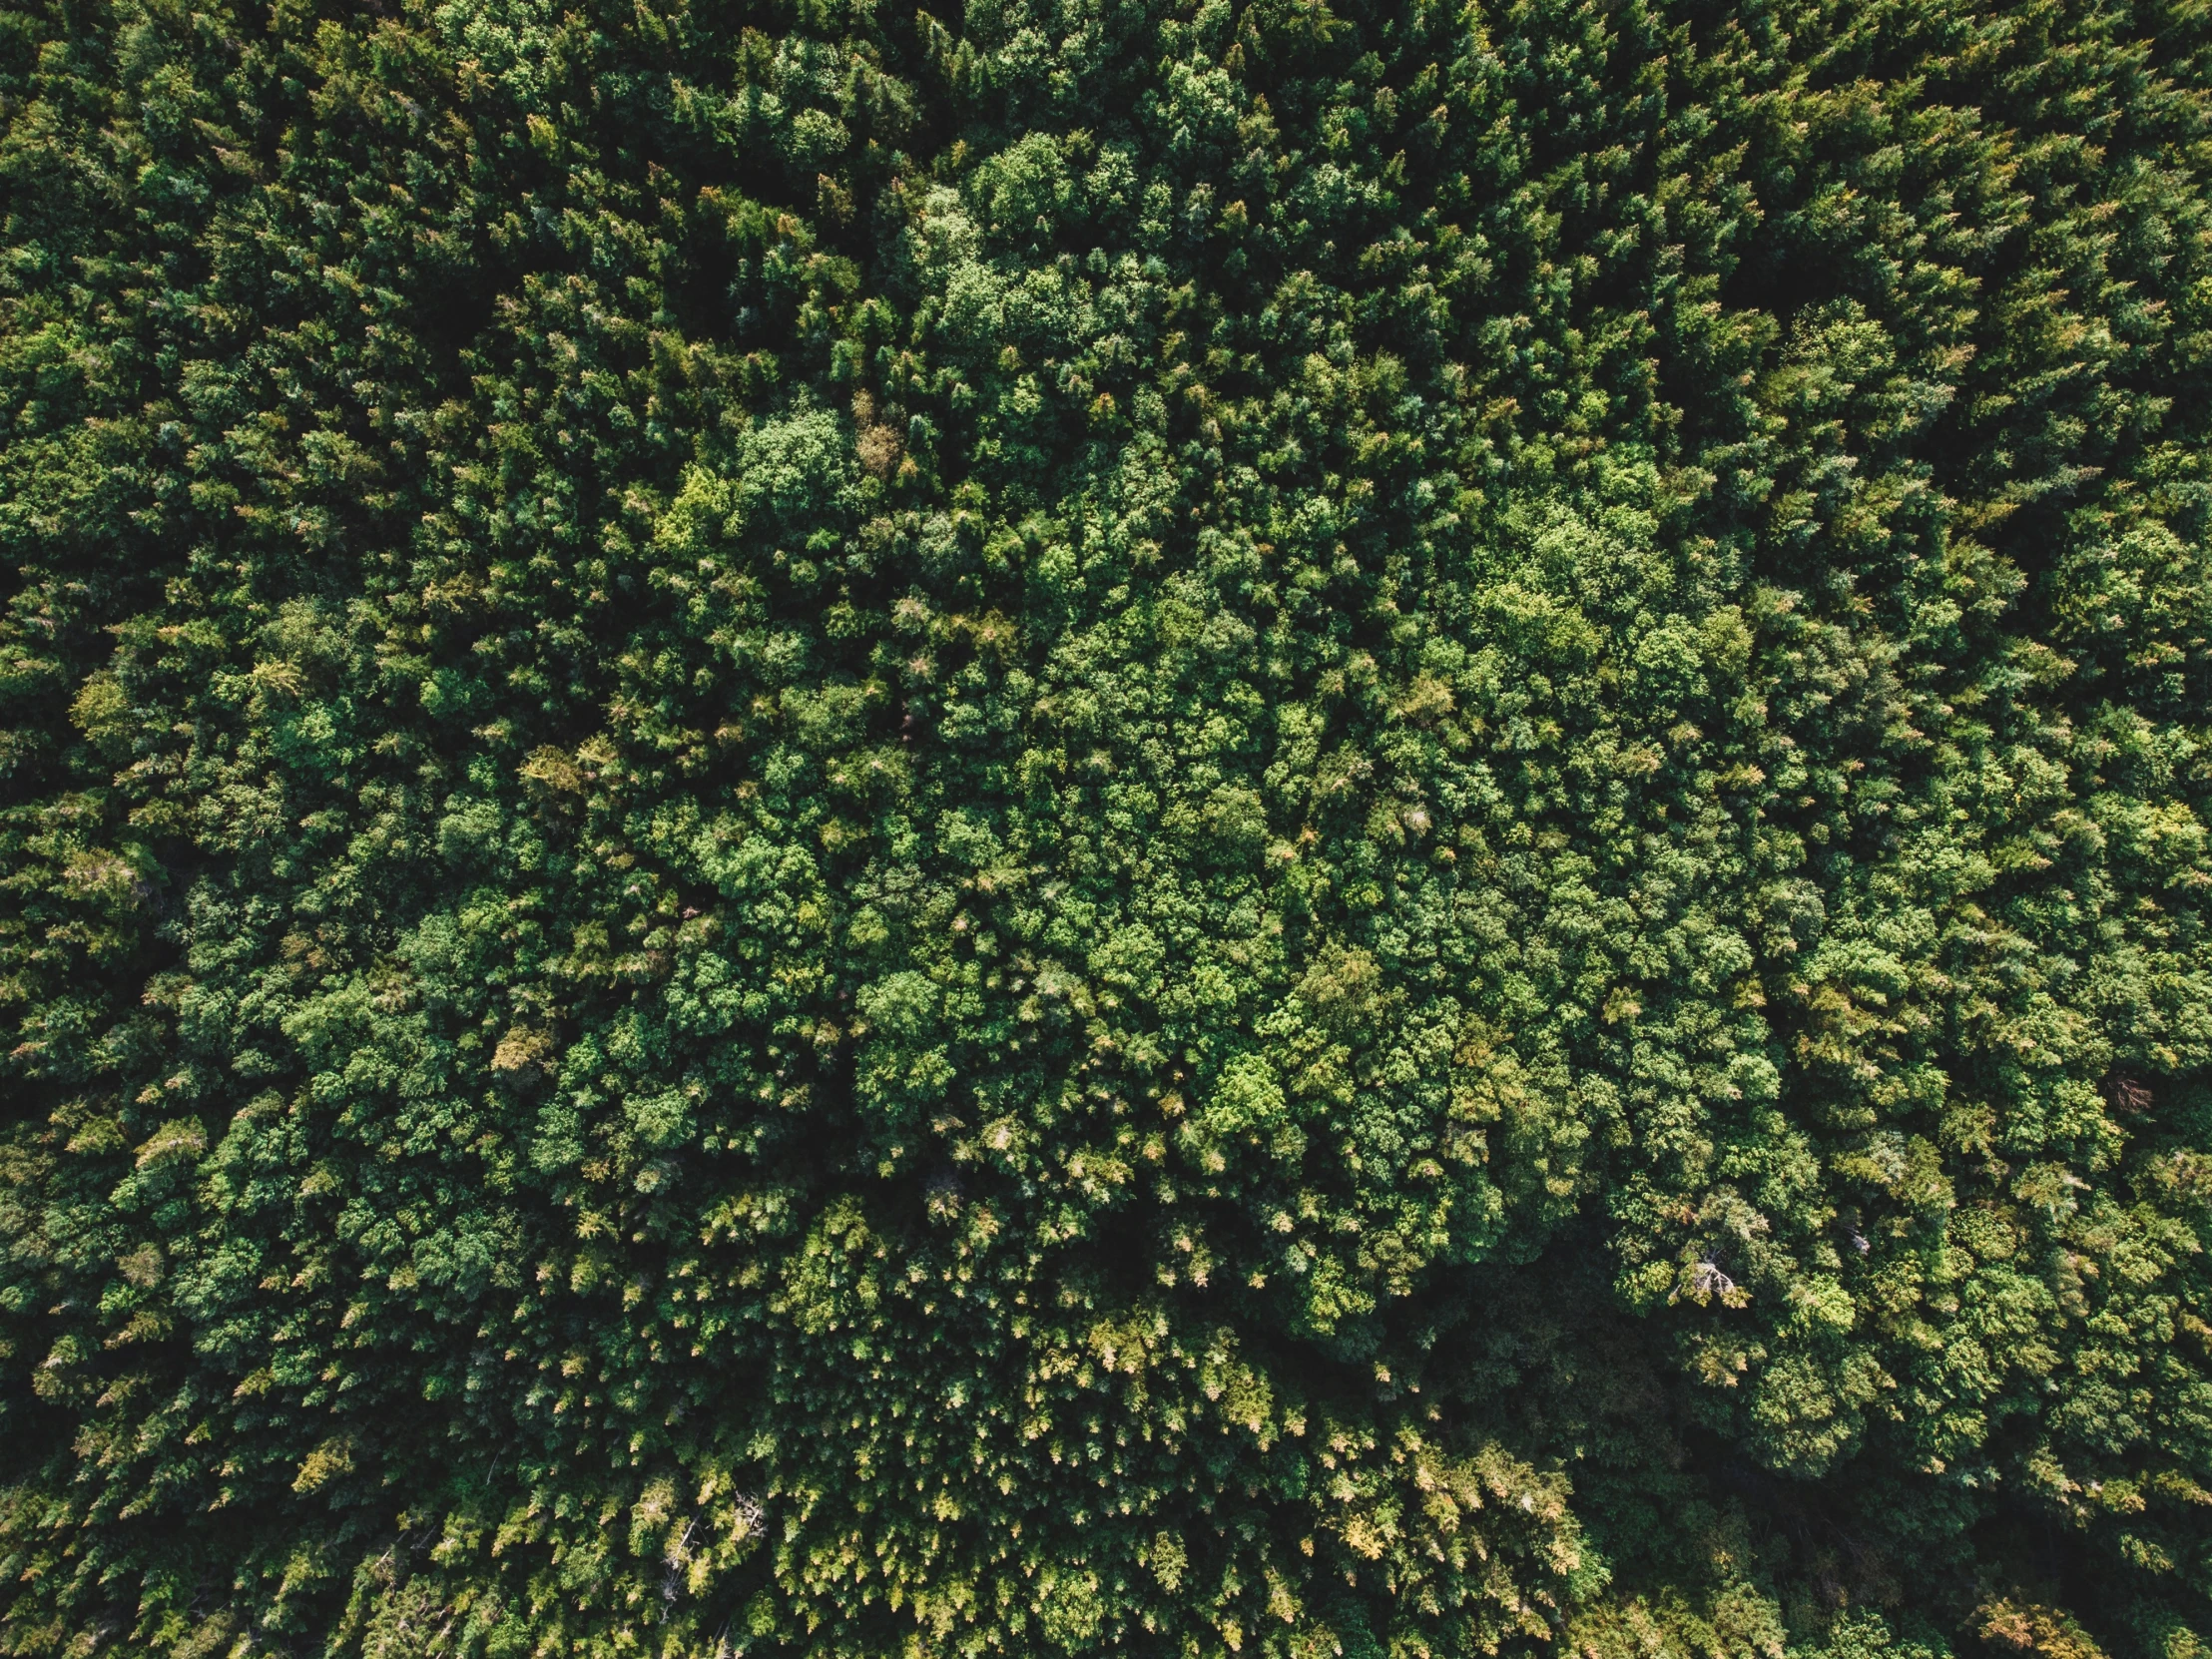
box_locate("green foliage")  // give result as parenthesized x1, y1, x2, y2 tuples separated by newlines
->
(2, 0, 2211, 1652)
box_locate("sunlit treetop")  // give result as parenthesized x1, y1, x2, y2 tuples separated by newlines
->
(3, 0, 2211, 1655)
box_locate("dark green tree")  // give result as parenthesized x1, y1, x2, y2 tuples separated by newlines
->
(3, 0, 2212, 1654)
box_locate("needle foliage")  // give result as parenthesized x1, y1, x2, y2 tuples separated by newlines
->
(4, 0, 2212, 1654)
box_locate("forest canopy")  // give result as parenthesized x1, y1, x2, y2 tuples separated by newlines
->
(4, 0, 2212, 1654)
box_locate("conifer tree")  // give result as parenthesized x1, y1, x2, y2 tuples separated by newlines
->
(3, 0, 2212, 1653)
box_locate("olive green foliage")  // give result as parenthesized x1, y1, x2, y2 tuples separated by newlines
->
(3, 0, 2212, 1653)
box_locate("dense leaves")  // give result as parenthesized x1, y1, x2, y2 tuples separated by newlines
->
(4, 0, 2212, 1653)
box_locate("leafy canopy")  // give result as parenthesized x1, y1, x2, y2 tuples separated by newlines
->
(4, 0, 2212, 1655)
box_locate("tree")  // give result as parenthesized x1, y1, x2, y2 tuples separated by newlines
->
(3, 0, 2211, 1652)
